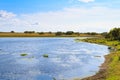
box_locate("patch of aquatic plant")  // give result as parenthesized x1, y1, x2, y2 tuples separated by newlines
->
(20, 53, 28, 56)
(43, 54, 49, 58)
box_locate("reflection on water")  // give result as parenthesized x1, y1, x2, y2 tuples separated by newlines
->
(0, 38, 109, 80)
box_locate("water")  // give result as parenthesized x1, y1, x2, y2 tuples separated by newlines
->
(0, 38, 109, 80)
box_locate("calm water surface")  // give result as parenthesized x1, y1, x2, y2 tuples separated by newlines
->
(0, 38, 109, 80)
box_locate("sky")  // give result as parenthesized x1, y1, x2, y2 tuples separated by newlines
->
(0, 0, 120, 32)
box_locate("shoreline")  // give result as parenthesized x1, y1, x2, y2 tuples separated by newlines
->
(77, 38, 119, 80)
(81, 54, 109, 80)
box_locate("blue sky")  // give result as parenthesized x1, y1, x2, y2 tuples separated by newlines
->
(0, 0, 119, 14)
(0, 0, 71, 13)
(0, 0, 120, 32)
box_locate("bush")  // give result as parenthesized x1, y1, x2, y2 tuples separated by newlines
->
(65, 31, 74, 35)
(11, 31, 15, 33)
(55, 32, 63, 36)
(107, 28, 120, 40)
(24, 31, 35, 33)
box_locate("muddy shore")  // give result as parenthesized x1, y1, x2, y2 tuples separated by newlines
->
(81, 55, 109, 80)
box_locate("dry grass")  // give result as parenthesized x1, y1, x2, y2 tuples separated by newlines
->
(0, 32, 102, 37)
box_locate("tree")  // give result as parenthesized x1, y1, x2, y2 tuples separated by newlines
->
(101, 32, 107, 36)
(90, 32, 98, 35)
(38, 32, 44, 34)
(48, 32, 52, 34)
(85, 32, 98, 35)
(65, 31, 74, 35)
(11, 31, 15, 33)
(107, 28, 120, 40)
(101, 32, 108, 38)
(24, 31, 35, 33)
(55, 32, 63, 36)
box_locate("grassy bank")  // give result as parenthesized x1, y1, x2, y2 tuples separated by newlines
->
(77, 38, 120, 80)
(0, 32, 102, 37)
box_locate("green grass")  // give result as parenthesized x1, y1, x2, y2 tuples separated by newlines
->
(78, 38, 120, 80)
(106, 51, 120, 80)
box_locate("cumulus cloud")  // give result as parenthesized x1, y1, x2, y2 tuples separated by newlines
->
(0, 10, 40, 32)
(0, 10, 16, 19)
(0, 6, 120, 32)
(78, 0, 95, 3)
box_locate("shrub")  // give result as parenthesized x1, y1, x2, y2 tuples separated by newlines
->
(55, 32, 63, 36)
(65, 31, 74, 35)
(107, 28, 120, 40)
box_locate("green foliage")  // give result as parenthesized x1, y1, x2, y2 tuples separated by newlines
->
(24, 31, 35, 33)
(107, 28, 120, 40)
(38, 32, 44, 34)
(48, 32, 52, 34)
(11, 31, 15, 33)
(85, 32, 98, 35)
(65, 31, 74, 35)
(55, 32, 63, 36)
(101, 32, 108, 37)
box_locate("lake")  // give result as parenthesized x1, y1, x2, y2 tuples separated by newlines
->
(0, 38, 109, 80)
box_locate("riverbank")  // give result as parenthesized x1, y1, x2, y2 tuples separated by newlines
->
(76, 38, 120, 80)
(0, 32, 102, 37)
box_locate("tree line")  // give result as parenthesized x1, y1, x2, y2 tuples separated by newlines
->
(9, 31, 100, 36)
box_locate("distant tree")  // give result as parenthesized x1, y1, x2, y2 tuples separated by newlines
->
(11, 31, 15, 33)
(85, 32, 91, 35)
(90, 32, 98, 35)
(101, 32, 108, 37)
(48, 32, 52, 34)
(65, 31, 74, 35)
(55, 32, 63, 36)
(38, 32, 44, 34)
(85, 32, 98, 35)
(74, 32, 80, 35)
(24, 31, 35, 33)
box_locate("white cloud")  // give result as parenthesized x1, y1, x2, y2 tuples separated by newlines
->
(0, 6, 120, 32)
(78, 0, 95, 3)
(0, 10, 16, 19)
(69, 0, 95, 3)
